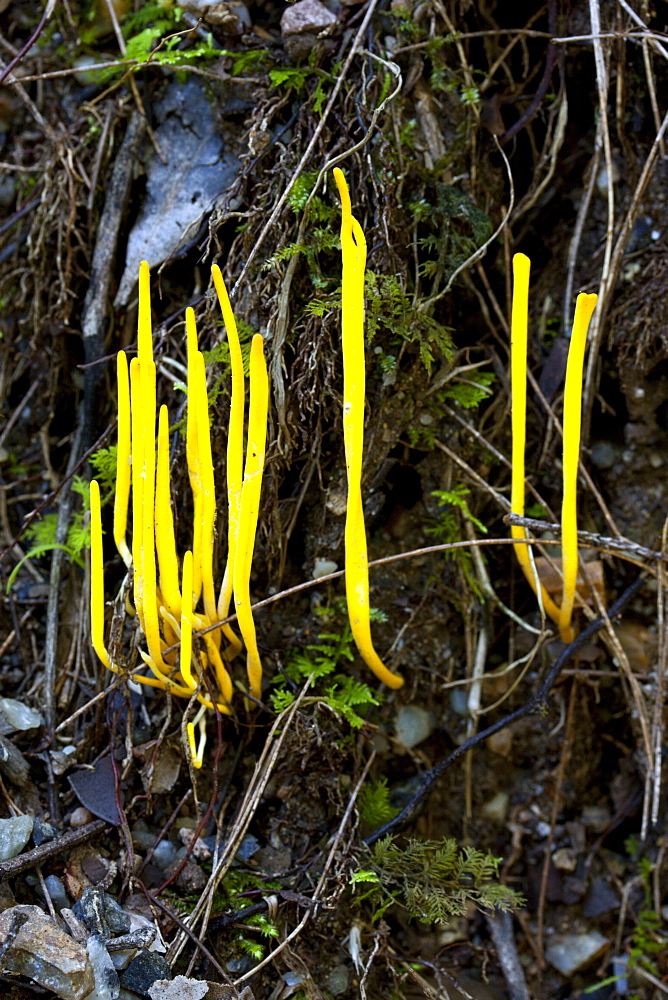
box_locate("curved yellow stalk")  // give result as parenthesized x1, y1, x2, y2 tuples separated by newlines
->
(233, 334, 268, 701)
(559, 292, 598, 643)
(180, 548, 196, 690)
(186, 310, 204, 607)
(510, 253, 562, 625)
(129, 357, 145, 630)
(138, 651, 193, 696)
(202, 636, 233, 710)
(334, 167, 404, 690)
(212, 264, 244, 658)
(155, 405, 181, 618)
(90, 479, 116, 673)
(93, 480, 175, 692)
(194, 350, 217, 627)
(187, 705, 207, 769)
(114, 352, 132, 568)
(139, 357, 170, 672)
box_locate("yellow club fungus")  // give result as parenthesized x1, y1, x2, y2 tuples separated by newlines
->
(90, 479, 114, 674)
(510, 252, 598, 643)
(194, 349, 218, 629)
(186, 310, 204, 608)
(334, 167, 403, 690)
(559, 292, 598, 643)
(154, 404, 181, 619)
(129, 356, 145, 631)
(91, 478, 184, 695)
(187, 705, 208, 769)
(510, 253, 563, 626)
(180, 548, 195, 691)
(92, 262, 239, 729)
(233, 333, 269, 701)
(212, 264, 244, 659)
(113, 351, 132, 569)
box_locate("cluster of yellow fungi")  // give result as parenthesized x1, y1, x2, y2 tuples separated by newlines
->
(510, 252, 598, 643)
(90, 260, 269, 765)
(90, 169, 403, 767)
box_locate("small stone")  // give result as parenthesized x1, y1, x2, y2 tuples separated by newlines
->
(611, 954, 629, 994)
(482, 791, 509, 824)
(180, 0, 250, 31)
(280, 0, 337, 59)
(327, 964, 350, 996)
(150, 841, 178, 870)
(110, 949, 138, 971)
(178, 828, 212, 860)
(486, 728, 512, 757)
(175, 861, 207, 893)
(104, 896, 132, 936)
(583, 877, 619, 917)
(280, 0, 336, 36)
(0, 814, 33, 860)
(87, 934, 121, 1000)
(590, 441, 617, 470)
(394, 705, 435, 749)
(73, 889, 130, 938)
(235, 833, 260, 861)
(0, 904, 94, 999)
(132, 823, 156, 852)
(148, 977, 209, 999)
(120, 950, 172, 997)
(44, 875, 70, 912)
(73, 888, 106, 936)
(450, 688, 469, 717)
(0, 174, 16, 209)
(313, 558, 338, 580)
(71, 806, 94, 828)
(33, 817, 58, 846)
(545, 931, 609, 976)
(552, 847, 577, 872)
(0, 697, 43, 733)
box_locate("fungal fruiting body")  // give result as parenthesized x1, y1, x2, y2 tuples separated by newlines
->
(334, 167, 404, 690)
(89, 261, 271, 764)
(509, 251, 597, 640)
(510, 253, 563, 625)
(212, 264, 244, 660)
(233, 334, 269, 701)
(559, 292, 598, 642)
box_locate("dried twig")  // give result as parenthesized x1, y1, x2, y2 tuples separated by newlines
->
(0, 820, 107, 881)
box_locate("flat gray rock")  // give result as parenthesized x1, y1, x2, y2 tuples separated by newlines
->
(0, 904, 94, 999)
(0, 813, 33, 860)
(114, 79, 239, 307)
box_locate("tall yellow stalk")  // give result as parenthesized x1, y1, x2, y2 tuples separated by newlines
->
(510, 253, 562, 625)
(559, 292, 598, 642)
(212, 265, 244, 659)
(334, 167, 403, 690)
(233, 334, 269, 701)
